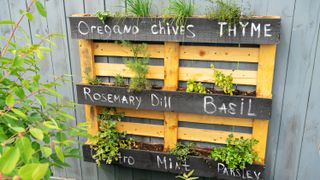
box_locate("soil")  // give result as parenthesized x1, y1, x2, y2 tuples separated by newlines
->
(99, 83, 256, 97)
(133, 142, 212, 157)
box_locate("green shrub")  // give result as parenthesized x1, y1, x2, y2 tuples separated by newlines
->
(210, 134, 259, 169)
(0, 1, 86, 179)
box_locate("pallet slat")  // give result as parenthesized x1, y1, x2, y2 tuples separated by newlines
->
(95, 63, 164, 79)
(178, 127, 252, 144)
(178, 113, 253, 127)
(93, 42, 260, 63)
(179, 67, 257, 85)
(180, 45, 259, 63)
(117, 122, 164, 138)
(95, 63, 257, 85)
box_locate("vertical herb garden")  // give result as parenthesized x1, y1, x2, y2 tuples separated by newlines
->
(69, 0, 280, 179)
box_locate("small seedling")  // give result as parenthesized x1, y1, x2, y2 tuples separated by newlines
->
(186, 79, 206, 93)
(127, 0, 151, 17)
(95, 10, 113, 23)
(206, 0, 242, 26)
(211, 65, 235, 95)
(114, 74, 125, 87)
(85, 68, 103, 85)
(92, 108, 135, 166)
(167, 0, 194, 26)
(170, 142, 199, 162)
(126, 58, 150, 91)
(210, 134, 259, 169)
(176, 170, 199, 180)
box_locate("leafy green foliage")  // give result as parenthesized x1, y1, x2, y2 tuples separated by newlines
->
(92, 109, 135, 166)
(114, 74, 126, 87)
(127, 0, 152, 17)
(211, 65, 235, 95)
(0, 1, 87, 179)
(176, 170, 199, 180)
(170, 142, 199, 162)
(95, 10, 113, 23)
(186, 80, 206, 93)
(210, 134, 259, 169)
(207, 0, 241, 26)
(85, 68, 103, 85)
(122, 41, 151, 91)
(167, 0, 194, 26)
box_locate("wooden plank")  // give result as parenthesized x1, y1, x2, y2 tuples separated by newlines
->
(69, 16, 281, 44)
(117, 108, 164, 120)
(116, 122, 164, 138)
(180, 45, 259, 63)
(79, 40, 99, 142)
(178, 127, 252, 144)
(179, 67, 257, 85)
(252, 44, 277, 165)
(178, 113, 253, 127)
(93, 42, 164, 59)
(163, 42, 179, 151)
(256, 45, 277, 98)
(83, 144, 265, 179)
(76, 84, 272, 119)
(95, 63, 164, 79)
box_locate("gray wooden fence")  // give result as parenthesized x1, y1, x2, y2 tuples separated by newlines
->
(1, 0, 320, 179)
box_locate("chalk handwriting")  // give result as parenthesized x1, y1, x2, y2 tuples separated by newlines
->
(217, 163, 262, 180)
(157, 155, 190, 172)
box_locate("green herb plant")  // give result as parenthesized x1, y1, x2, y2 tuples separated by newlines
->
(92, 109, 135, 166)
(210, 134, 259, 169)
(85, 68, 103, 85)
(127, 0, 152, 17)
(206, 0, 242, 26)
(123, 41, 151, 91)
(95, 10, 113, 23)
(170, 142, 199, 162)
(114, 74, 126, 87)
(186, 80, 207, 93)
(167, 0, 194, 26)
(0, 1, 87, 179)
(211, 65, 235, 95)
(176, 170, 199, 180)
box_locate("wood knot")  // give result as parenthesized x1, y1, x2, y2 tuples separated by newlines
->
(199, 50, 206, 56)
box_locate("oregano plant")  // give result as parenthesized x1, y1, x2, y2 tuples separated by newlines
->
(0, 1, 87, 179)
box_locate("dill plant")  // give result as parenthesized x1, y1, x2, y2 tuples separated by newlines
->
(126, 0, 152, 17)
(167, 0, 195, 26)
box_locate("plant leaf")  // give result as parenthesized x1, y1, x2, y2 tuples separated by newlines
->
(5, 94, 14, 107)
(40, 147, 52, 158)
(55, 145, 64, 162)
(16, 137, 33, 163)
(35, 1, 47, 17)
(35, 95, 47, 108)
(30, 128, 44, 140)
(12, 108, 27, 119)
(0, 147, 20, 175)
(0, 20, 15, 25)
(18, 163, 49, 180)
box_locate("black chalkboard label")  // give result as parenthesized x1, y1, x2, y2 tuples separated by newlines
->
(69, 16, 280, 44)
(82, 145, 265, 179)
(76, 84, 272, 119)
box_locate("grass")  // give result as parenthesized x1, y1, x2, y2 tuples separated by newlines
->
(127, 0, 152, 17)
(206, 0, 242, 26)
(167, 0, 194, 26)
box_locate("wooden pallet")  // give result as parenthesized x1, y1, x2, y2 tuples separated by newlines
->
(79, 40, 277, 165)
